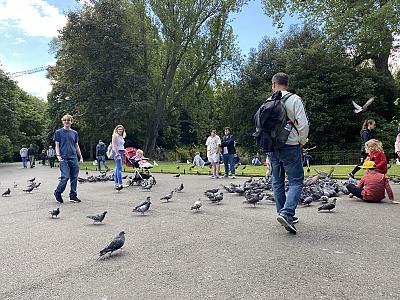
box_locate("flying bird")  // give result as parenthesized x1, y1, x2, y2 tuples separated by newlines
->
(318, 198, 337, 212)
(87, 211, 108, 223)
(175, 183, 184, 192)
(23, 186, 35, 193)
(99, 231, 126, 257)
(191, 199, 202, 211)
(49, 208, 60, 218)
(352, 97, 375, 114)
(133, 197, 151, 215)
(160, 191, 174, 202)
(2, 188, 11, 197)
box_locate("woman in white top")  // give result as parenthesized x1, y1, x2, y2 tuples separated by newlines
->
(112, 125, 126, 189)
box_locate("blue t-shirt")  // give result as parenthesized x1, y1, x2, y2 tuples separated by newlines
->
(53, 128, 79, 159)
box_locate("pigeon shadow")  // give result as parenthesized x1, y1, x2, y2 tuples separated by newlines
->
(98, 250, 127, 261)
(242, 206, 261, 209)
(84, 223, 107, 227)
(133, 214, 149, 217)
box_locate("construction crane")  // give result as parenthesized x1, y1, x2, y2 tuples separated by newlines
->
(6, 66, 48, 78)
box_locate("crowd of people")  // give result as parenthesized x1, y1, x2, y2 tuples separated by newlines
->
(16, 72, 400, 236)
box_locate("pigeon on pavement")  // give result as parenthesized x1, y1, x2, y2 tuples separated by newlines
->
(318, 198, 337, 212)
(87, 211, 108, 223)
(99, 231, 126, 257)
(160, 191, 174, 202)
(133, 197, 151, 215)
(23, 186, 35, 193)
(49, 208, 60, 218)
(191, 199, 202, 211)
(175, 183, 184, 192)
(28, 177, 36, 182)
(174, 174, 181, 178)
(2, 188, 11, 197)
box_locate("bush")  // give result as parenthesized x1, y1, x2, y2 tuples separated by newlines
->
(0, 135, 14, 162)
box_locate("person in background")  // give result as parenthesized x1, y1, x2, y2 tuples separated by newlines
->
(192, 151, 205, 167)
(221, 127, 236, 178)
(252, 153, 262, 166)
(28, 144, 36, 168)
(395, 124, 400, 165)
(96, 139, 109, 171)
(303, 151, 312, 172)
(346, 160, 398, 204)
(112, 125, 126, 189)
(349, 119, 376, 178)
(40, 149, 47, 166)
(205, 128, 221, 179)
(19, 145, 28, 168)
(47, 145, 56, 168)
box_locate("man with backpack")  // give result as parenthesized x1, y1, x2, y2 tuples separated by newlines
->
(254, 72, 309, 234)
(96, 140, 109, 171)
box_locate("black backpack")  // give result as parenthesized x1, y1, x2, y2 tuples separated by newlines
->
(253, 91, 295, 152)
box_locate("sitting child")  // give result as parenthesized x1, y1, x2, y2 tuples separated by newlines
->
(364, 139, 388, 174)
(133, 149, 153, 168)
(346, 160, 398, 204)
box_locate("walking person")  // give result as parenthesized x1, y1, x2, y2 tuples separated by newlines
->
(112, 125, 126, 189)
(205, 128, 221, 179)
(395, 124, 400, 165)
(47, 145, 56, 168)
(260, 72, 309, 234)
(19, 145, 28, 168)
(28, 144, 36, 168)
(40, 149, 47, 166)
(53, 114, 84, 203)
(221, 127, 236, 178)
(96, 139, 109, 171)
(349, 119, 376, 178)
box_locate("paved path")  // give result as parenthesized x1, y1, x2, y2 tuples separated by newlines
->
(1, 163, 399, 300)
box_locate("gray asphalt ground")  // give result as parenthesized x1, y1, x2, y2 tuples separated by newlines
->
(1, 162, 400, 300)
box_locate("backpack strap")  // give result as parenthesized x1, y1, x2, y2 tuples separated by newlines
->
(280, 92, 299, 135)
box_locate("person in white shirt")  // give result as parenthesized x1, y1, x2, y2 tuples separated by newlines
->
(205, 128, 221, 178)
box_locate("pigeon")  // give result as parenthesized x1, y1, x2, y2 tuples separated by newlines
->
(320, 195, 329, 204)
(99, 231, 126, 257)
(160, 191, 174, 202)
(133, 197, 151, 215)
(87, 211, 108, 223)
(186, 160, 191, 164)
(122, 175, 128, 179)
(28, 177, 36, 182)
(153, 160, 159, 166)
(176, 166, 180, 170)
(304, 174, 320, 186)
(49, 208, 60, 218)
(205, 188, 219, 194)
(174, 174, 181, 178)
(210, 192, 223, 203)
(302, 196, 313, 206)
(175, 183, 184, 192)
(242, 165, 247, 170)
(32, 182, 41, 189)
(2, 188, 11, 197)
(352, 97, 375, 114)
(318, 198, 337, 212)
(189, 165, 195, 170)
(191, 199, 202, 211)
(13, 182, 17, 188)
(23, 186, 35, 193)
(115, 185, 123, 191)
(141, 183, 153, 191)
(244, 193, 263, 207)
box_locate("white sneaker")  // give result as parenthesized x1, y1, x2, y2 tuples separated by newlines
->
(209, 175, 215, 179)
(231, 175, 236, 179)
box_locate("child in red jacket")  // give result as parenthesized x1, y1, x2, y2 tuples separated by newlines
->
(364, 139, 388, 174)
(346, 160, 398, 203)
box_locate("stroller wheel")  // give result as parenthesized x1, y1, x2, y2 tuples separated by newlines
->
(150, 176, 157, 185)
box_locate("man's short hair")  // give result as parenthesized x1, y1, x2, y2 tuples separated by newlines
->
(224, 127, 231, 132)
(210, 128, 216, 133)
(272, 72, 289, 86)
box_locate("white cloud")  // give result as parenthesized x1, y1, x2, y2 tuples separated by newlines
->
(15, 37, 26, 44)
(0, 0, 67, 37)
(12, 52, 19, 57)
(15, 73, 51, 99)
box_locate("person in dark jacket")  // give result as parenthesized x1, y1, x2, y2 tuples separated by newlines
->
(96, 140, 109, 171)
(349, 119, 375, 178)
(221, 127, 236, 178)
(28, 144, 36, 168)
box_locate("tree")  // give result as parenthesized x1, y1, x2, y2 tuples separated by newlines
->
(261, 0, 400, 78)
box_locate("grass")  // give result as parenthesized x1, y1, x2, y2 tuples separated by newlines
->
(80, 160, 400, 179)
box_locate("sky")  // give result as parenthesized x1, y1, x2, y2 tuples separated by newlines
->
(0, 0, 301, 100)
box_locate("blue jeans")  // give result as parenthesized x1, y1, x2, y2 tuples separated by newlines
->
(97, 155, 108, 171)
(267, 144, 304, 222)
(55, 158, 79, 198)
(114, 150, 125, 185)
(21, 157, 28, 168)
(222, 154, 235, 176)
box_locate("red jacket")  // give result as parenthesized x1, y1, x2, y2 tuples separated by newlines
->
(368, 150, 387, 174)
(357, 171, 393, 202)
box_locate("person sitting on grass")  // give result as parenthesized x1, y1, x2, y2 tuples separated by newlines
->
(346, 160, 398, 204)
(192, 152, 205, 168)
(133, 149, 153, 169)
